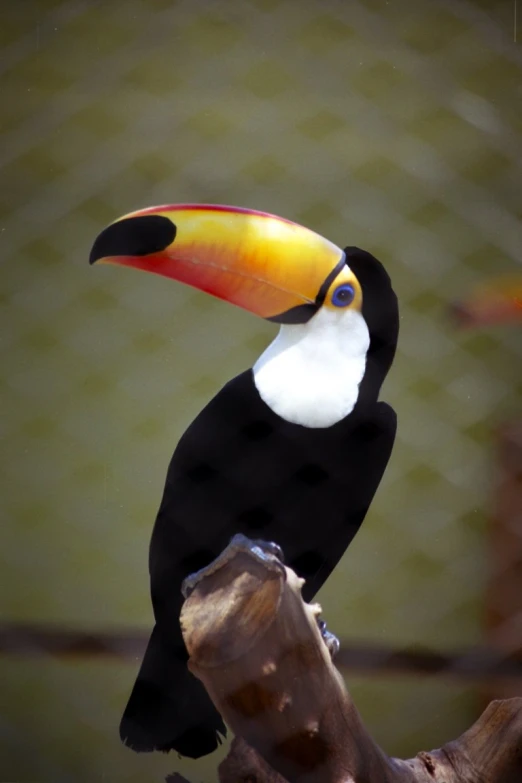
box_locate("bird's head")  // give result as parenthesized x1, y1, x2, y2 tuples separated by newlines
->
(90, 203, 393, 319)
(89, 204, 358, 323)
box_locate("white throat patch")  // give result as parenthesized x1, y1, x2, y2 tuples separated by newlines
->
(253, 307, 370, 429)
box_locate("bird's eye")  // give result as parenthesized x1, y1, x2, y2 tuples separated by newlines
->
(331, 283, 355, 308)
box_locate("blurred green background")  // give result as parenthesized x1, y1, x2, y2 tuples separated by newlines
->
(1, 0, 521, 780)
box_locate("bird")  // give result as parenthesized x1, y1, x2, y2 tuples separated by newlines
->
(89, 203, 399, 759)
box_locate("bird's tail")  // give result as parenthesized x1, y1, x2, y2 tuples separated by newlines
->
(119, 624, 226, 758)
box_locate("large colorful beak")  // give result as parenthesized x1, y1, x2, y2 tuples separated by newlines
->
(89, 204, 346, 323)
(451, 275, 522, 329)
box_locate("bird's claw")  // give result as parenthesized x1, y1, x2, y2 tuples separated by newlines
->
(250, 538, 285, 563)
(316, 617, 340, 659)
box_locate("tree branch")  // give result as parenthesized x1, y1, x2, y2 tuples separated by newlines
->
(178, 535, 522, 783)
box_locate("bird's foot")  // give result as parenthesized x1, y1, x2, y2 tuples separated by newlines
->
(181, 534, 286, 599)
(250, 538, 285, 563)
(317, 617, 340, 659)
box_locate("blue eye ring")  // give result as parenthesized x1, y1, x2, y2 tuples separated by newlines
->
(331, 283, 355, 308)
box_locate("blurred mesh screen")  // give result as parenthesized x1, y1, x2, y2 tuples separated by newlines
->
(1, 1, 521, 781)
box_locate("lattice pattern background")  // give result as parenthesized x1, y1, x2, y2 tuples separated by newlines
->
(1, 0, 522, 781)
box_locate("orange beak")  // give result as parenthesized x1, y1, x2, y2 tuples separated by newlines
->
(89, 204, 346, 323)
(451, 275, 522, 329)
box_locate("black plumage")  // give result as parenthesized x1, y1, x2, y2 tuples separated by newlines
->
(118, 247, 399, 759)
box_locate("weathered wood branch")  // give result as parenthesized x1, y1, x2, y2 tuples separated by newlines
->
(178, 535, 522, 783)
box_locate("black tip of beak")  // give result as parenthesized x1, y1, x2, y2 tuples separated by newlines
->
(89, 215, 177, 265)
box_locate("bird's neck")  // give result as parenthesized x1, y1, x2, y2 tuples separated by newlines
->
(253, 309, 370, 429)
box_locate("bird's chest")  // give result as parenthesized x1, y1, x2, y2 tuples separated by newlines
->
(253, 349, 366, 428)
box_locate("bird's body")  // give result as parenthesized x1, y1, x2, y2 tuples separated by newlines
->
(121, 369, 396, 756)
(90, 205, 399, 759)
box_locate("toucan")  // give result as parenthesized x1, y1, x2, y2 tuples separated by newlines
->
(89, 204, 399, 759)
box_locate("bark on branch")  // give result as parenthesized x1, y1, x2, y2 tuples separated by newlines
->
(178, 535, 522, 783)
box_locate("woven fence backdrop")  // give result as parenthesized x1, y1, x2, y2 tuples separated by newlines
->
(1, 0, 521, 781)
